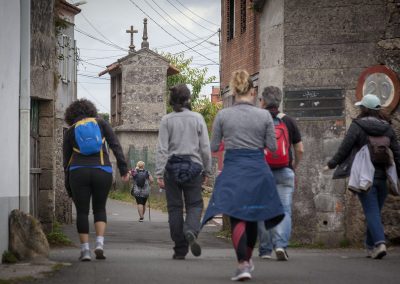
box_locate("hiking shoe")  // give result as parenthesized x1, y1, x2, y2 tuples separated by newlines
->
(260, 253, 272, 259)
(94, 242, 106, 260)
(231, 266, 252, 281)
(79, 249, 91, 261)
(371, 243, 387, 259)
(275, 248, 289, 261)
(172, 254, 185, 260)
(185, 231, 201, 257)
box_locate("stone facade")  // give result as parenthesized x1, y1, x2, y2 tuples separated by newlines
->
(101, 31, 178, 186)
(221, 0, 400, 245)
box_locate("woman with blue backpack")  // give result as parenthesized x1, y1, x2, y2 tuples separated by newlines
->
(130, 161, 153, 222)
(63, 99, 129, 261)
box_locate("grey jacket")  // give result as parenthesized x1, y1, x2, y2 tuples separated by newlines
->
(155, 108, 212, 178)
(210, 102, 277, 152)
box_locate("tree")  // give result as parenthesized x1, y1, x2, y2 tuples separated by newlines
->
(192, 98, 222, 134)
(162, 53, 216, 103)
(98, 112, 109, 122)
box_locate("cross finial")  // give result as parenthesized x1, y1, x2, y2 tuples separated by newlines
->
(141, 18, 149, 49)
(126, 25, 138, 53)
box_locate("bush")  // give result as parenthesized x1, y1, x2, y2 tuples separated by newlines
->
(46, 222, 72, 247)
(2, 250, 18, 264)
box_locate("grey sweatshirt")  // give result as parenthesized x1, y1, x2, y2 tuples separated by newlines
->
(156, 108, 212, 178)
(210, 102, 277, 152)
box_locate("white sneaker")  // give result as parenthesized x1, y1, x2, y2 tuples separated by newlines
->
(260, 253, 272, 259)
(371, 244, 386, 259)
(275, 248, 289, 261)
(79, 249, 91, 261)
(94, 242, 106, 260)
(231, 266, 252, 281)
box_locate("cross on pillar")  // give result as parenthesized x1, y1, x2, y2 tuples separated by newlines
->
(126, 25, 138, 53)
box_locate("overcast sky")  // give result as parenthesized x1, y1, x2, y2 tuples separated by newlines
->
(73, 0, 221, 113)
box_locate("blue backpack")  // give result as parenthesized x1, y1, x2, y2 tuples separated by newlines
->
(73, 118, 105, 164)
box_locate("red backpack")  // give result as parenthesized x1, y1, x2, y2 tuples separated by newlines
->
(264, 113, 290, 169)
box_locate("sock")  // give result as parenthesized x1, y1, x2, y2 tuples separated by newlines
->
(80, 242, 89, 252)
(96, 236, 104, 245)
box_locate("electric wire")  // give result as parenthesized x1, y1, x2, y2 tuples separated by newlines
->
(79, 83, 110, 112)
(173, 0, 219, 27)
(127, 0, 218, 64)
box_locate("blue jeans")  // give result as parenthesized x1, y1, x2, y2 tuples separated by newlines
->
(357, 179, 388, 249)
(258, 167, 294, 255)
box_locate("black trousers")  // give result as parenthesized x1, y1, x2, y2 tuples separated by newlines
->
(164, 172, 204, 256)
(69, 168, 112, 234)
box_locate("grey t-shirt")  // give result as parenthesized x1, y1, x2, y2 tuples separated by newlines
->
(155, 108, 212, 178)
(210, 102, 277, 152)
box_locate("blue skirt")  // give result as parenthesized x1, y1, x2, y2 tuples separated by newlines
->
(202, 149, 284, 228)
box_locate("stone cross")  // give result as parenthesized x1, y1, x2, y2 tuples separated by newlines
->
(126, 25, 138, 53)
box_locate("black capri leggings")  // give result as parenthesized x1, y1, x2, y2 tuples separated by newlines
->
(230, 217, 258, 262)
(69, 168, 113, 234)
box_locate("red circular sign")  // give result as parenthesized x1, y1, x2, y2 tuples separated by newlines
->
(356, 65, 400, 113)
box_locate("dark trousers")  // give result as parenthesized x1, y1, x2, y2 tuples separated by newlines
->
(69, 168, 113, 234)
(164, 172, 204, 256)
(230, 217, 258, 262)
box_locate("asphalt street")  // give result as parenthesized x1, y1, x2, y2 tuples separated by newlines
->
(30, 199, 400, 284)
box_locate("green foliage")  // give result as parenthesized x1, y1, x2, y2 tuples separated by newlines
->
(2, 251, 17, 264)
(162, 53, 216, 104)
(98, 112, 110, 122)
(192, 98, 222, 133)
(46, 222, 72, 247)
(108, 190, 132, 203)
(108, 189, 168, 212)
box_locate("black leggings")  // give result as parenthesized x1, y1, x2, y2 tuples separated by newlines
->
(69, 168, 112, 234)
(230, 217, 258, 262)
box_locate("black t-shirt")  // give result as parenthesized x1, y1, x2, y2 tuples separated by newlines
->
(276, 113, 302, 168)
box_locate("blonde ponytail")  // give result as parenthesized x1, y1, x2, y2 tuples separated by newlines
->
(229, 70, 253, 96)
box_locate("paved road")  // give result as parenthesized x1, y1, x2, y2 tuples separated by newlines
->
(32, 199, 400, 284)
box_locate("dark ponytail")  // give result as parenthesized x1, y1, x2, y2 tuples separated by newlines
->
(169, 84, 191, 112)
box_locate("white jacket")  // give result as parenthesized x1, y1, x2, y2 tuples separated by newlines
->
(348, 145, 399, 195)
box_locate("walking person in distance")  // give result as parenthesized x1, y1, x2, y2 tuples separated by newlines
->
(130, 161, 153, 222)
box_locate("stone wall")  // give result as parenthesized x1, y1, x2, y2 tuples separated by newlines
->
(377, 0, 400, 243)
(281, 0, 390, 245)
(31, 0, 57, 232)
(119, 51, 169, 131)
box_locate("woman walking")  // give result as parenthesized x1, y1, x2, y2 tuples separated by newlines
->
(325, 94, 400, 259)
(63, 99, 129, 261)
(131, 161, 153, 222)
(156, 84, 212, 260)
(202, 70, 284, 281)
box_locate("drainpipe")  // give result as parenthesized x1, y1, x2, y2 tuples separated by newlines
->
(19, 0, 31, 213)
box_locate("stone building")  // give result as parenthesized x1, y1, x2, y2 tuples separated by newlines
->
(100, 19, 179, 183)
(0, 0, 80, 253)
(221, 0, 400, 245)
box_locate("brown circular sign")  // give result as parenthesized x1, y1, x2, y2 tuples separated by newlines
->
(356, 65, 400, 113)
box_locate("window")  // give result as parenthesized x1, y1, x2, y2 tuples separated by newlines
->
(240, 0, 246, 34)
(227, 0, 235, 41)
(59, 34, 71, 83)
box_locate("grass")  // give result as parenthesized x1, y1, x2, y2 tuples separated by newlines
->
(46, 222, 72, 247)
(1, 251, 17, 264)
(108, 189, 168, 212)
(0, 276, 35, 284)
(288, 241, 326, 249)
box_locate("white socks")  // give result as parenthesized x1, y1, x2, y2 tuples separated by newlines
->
(96, 236, 104, 246)
(81, 242, 90, 252)
(81, 237, 104, 251)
